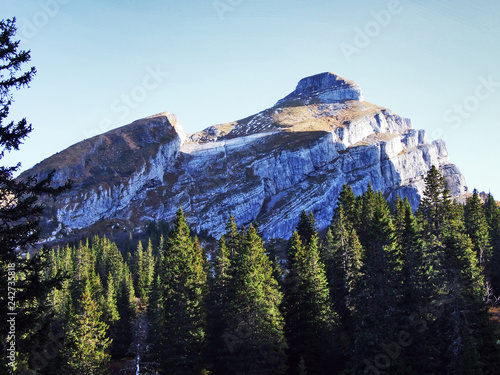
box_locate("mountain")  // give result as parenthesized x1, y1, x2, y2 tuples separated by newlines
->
(23, 72, 467, 241)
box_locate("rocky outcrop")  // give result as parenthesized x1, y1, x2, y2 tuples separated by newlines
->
(275, 72, 364, 106)
(24, 72, 467, 241)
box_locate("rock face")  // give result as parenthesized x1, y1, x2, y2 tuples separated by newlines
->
(276, 72, 363, 106)
(24, 72, 467, 240)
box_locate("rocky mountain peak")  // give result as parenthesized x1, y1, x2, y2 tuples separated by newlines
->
(24, 72, 467, 242)
(275, 72, 364, 106)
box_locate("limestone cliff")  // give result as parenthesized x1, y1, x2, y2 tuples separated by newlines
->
(23, 72, 467, 240)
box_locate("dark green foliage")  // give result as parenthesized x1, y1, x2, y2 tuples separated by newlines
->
(62, 279, 111, 375)
(223, 224, 287, 375)
(0, 17, 71, 373)
(394, 196, 429, 313)
(321, 203, 363, 365)
(207, 235, 233, 374)
(283, 231, 339, 375)
(133, 239, 155, 305)
(418, 165, 454, 239)
(348, 188, 405, 373)
(295, 210, 317, 246)
(415, 166, 497, 374)
(224, 214, 241, 259)
(337, 183, 359, 226)
(484, 193, 500, 296)
(7, 157, 500, 374)
(465, 189, 492, 272)
(155, 207, 208, 374)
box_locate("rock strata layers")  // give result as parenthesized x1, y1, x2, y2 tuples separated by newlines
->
(23, 72, 467, 240)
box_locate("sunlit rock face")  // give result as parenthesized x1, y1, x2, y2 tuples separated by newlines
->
(23, 72, 467, 240)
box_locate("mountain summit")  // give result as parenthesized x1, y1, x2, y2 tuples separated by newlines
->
(24, 72, 467, 240)
(275, 72, 363, 106)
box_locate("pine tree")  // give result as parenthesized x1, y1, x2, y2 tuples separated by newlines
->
(225, 214, 240, 259)
(224, 224, 287, 375)
(208, 235, 233, 374)
(0, 18, 70, 372)
(143, 239, 155, 302)
(484, 193, 500, 295)
(102, 272, 120, 326)
(394, 196, 426, 311)
(266, 238, 283, 285)
(348, 189, 403, 373)
(337, 183, 359, 227)
(356, 182, 378, 246)
(134, 240, 148, 304)
(321, 203, 363, 365)
(112, 264, 137, 359)
(416, 166, 498, 373)
(156, 207, 208, 374)
(323, 204, 363, 318)
(465, 189, 493, 279)
(418, 165, 454, 239)
(93, 236, 124, 289)
(62, 279, 111, 375)
(146, 272, 163, 364)
(389, 196, 436, 373)
(283, 231, 339, 375)
(296, 210, 316, 246)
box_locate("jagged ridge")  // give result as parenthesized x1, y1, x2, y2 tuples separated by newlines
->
(23, 72, 467, 241)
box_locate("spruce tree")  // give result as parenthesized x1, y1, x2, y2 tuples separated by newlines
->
(348, 189, 403, 373)
(465, 189, 493, 278)
(390, 196, 436, 373)
(0, 18, 70, 372)
(322, 203, 363, 364)
(417, 166, 498, 373)
(62, 279, 111, 375)
(112, 264, 137, 359)
(337, 183, 359, 227)
(283, 231, 339, 375)
(102, 272, 120, 326)
(157, 207, 208, 374)
(418, 165, 454, 239)
(225, 214, 240, 259)
(394, 196, 426, 311)
(208, 235, 233, 374)
(323, 204, 363, 319)
(224, 225, 287, 375)
(296, 210, 316, 246)
(134, 240, 155, 305)
(484, 193, 500, 296)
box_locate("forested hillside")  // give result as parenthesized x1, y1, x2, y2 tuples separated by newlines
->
(13, 166, 500, 374)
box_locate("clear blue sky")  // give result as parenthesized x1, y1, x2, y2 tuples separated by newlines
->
(3, 0, 500, 197)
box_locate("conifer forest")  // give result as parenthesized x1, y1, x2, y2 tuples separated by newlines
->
(5, 171, 500, 374)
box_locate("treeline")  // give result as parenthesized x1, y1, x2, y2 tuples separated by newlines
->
(18, 166, 500, 374)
